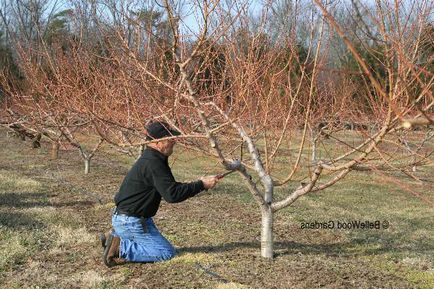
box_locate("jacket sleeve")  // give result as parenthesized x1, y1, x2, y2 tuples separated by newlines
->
(149, 162, 205, 203)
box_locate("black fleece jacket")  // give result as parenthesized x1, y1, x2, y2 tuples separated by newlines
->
(114, 147, 205, 218)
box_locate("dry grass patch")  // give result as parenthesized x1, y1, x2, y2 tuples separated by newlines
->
(0, 170, 41, 192)
(36, 209, 83, 228)
(216, 282, 250, 289)
(74, 270, 110, 288)
(0, 234, 27, 271)
(54, 225, 95, 247)
(170, 252, 216, 265)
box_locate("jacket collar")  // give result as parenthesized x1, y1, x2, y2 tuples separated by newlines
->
(144, 146, 168, 162)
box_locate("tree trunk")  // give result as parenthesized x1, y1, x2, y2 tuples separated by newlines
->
(51, 142, 59, 160)
(261, 206, 274, 258)
(32, 133, 41, 148)
(310, 128, 318, 163)
(312, 137, 317, 163)
(84, 158, 90, 174)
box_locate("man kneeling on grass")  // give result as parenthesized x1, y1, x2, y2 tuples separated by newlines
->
(101, 121, 219, 267)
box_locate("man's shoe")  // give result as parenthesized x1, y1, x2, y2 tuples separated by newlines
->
(103, 233, 126, 267)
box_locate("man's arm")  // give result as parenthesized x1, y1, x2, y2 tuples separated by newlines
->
(150, 163, 218, 203)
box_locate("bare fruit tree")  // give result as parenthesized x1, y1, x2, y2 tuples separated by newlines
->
(136, 0, 433, 258)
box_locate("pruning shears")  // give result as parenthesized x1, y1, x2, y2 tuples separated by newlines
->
(216, 170, 236, 179)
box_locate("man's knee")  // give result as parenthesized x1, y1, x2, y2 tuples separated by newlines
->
(125, 242, 176, 262)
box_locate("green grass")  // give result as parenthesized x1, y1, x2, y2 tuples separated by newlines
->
(376, 259, 434, 289)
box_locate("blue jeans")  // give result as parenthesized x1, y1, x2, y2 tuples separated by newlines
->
(111, 211, 176, 262)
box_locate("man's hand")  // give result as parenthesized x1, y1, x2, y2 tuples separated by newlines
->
(200, 175, 219, 190)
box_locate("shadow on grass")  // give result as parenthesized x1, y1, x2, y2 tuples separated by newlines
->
(0, 192, 96, 208)
(177, 236, 434, 258)
(0, 211, 46, 230)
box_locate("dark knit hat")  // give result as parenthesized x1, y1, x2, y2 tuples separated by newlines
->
(145, 121, 180, 140)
